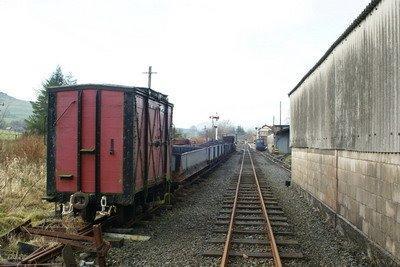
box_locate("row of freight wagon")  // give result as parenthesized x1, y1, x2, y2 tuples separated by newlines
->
(172, 137, 236, 182)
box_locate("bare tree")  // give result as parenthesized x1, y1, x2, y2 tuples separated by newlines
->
(245, 128, 256, 141)
(218, 120, 235, 136)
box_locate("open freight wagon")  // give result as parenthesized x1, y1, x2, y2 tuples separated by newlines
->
(171, 138, 236, 182)
(45, 84, 173, 222)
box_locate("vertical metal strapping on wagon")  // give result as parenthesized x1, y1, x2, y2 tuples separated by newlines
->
(122, 91, 135, 204)
(163, 102, 169, 181)
(143, 89, 150, 203)
(77, 90, 82, 192)
(162, 101, 171, 203)
(95, 90, 102, 197)
(46, 91, 57, 199)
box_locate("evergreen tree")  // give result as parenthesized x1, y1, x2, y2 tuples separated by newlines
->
(26, 66, 76, 134)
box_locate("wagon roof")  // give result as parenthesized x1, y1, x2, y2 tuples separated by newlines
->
(48, 83, 172, 105)
(288, 0, 381, 96)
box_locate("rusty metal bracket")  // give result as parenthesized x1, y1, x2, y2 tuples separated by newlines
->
(0, 219, 31, 244)
(22, 224, 110, 267)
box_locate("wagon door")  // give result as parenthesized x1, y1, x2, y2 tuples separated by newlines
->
(54, 89, 97, 193)
(79, 90, 97, 193)
(134, 93, 171, 192)
(148, 99, 164, 185)
(55, 89, 123, 194)
(79, 89, 124, 194)
(98, 90, 124, 193)
(54, 90, 79, 193)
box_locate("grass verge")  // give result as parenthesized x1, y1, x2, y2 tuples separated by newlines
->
(0, 135, 52, 236)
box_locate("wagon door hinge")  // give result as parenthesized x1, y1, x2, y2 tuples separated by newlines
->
(150, 139, 162, 147)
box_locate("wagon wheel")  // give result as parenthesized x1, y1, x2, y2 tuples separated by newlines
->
(116, 205, 135, 225)
(80, 205, 97, 223)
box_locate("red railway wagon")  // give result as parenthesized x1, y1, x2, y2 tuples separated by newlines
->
(45, 84, 173, 222)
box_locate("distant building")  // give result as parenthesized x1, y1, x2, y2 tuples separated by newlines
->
(257, 124, 290, 154)
(257, 125, 272, 140)
(275, 126, 290, 154)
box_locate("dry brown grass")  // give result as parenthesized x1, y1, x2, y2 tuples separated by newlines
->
(0, 135, 45, 165)
(0, 136, 90, 263)
(0, 135, 52, 236)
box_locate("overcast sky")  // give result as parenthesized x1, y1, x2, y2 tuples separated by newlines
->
(0, 0, 371, 129)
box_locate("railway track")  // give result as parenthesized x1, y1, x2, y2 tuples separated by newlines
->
(204, 148, 303, 266)
(257, 150, 291, 173)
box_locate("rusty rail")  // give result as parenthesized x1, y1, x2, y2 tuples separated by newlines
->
(21, 224, 109, 266)
(258, 151, 291, 173)
(248, 148, 282, 267)
(0, 219, 31, 244)
(19, 215, 116, 266)
(220, 150, 245, 267)
(218, 148, 283, 267)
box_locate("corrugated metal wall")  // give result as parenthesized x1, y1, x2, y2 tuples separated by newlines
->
(290, 0, 400, 152)
(276, 133, 291, 154)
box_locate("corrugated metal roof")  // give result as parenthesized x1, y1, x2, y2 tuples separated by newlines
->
(288, 0, 382, 96)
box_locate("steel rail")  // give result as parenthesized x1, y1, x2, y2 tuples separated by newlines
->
(248, 148, 282, 267)
(259, 151, 291, 173)
(220, 150, 245, 267)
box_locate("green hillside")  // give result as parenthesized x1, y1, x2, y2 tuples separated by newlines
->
(0, 91, 32, 131)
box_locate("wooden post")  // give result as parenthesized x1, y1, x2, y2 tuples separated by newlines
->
(93, 224, 106, 267)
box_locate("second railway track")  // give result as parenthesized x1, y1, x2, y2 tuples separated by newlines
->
(204, 147, 304, 266)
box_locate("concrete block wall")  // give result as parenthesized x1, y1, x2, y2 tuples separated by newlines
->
(292, 148, 337, 210)
(292, 148, 400, 261)
(337, 150, 400, 259)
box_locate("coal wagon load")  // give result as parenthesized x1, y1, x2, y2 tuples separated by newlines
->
(45, 84, 173, 222)
(222, 135, 235, 144)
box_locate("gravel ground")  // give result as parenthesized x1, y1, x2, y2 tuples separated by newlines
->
(107, 147, 378, 266)
(108, 152, 241, 266)
(253, 150, 373, 266)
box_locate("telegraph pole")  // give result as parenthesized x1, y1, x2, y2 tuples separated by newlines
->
(143, 66, 157, 89)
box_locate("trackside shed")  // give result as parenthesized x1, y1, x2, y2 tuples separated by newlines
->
(289, 0, 400, 261)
